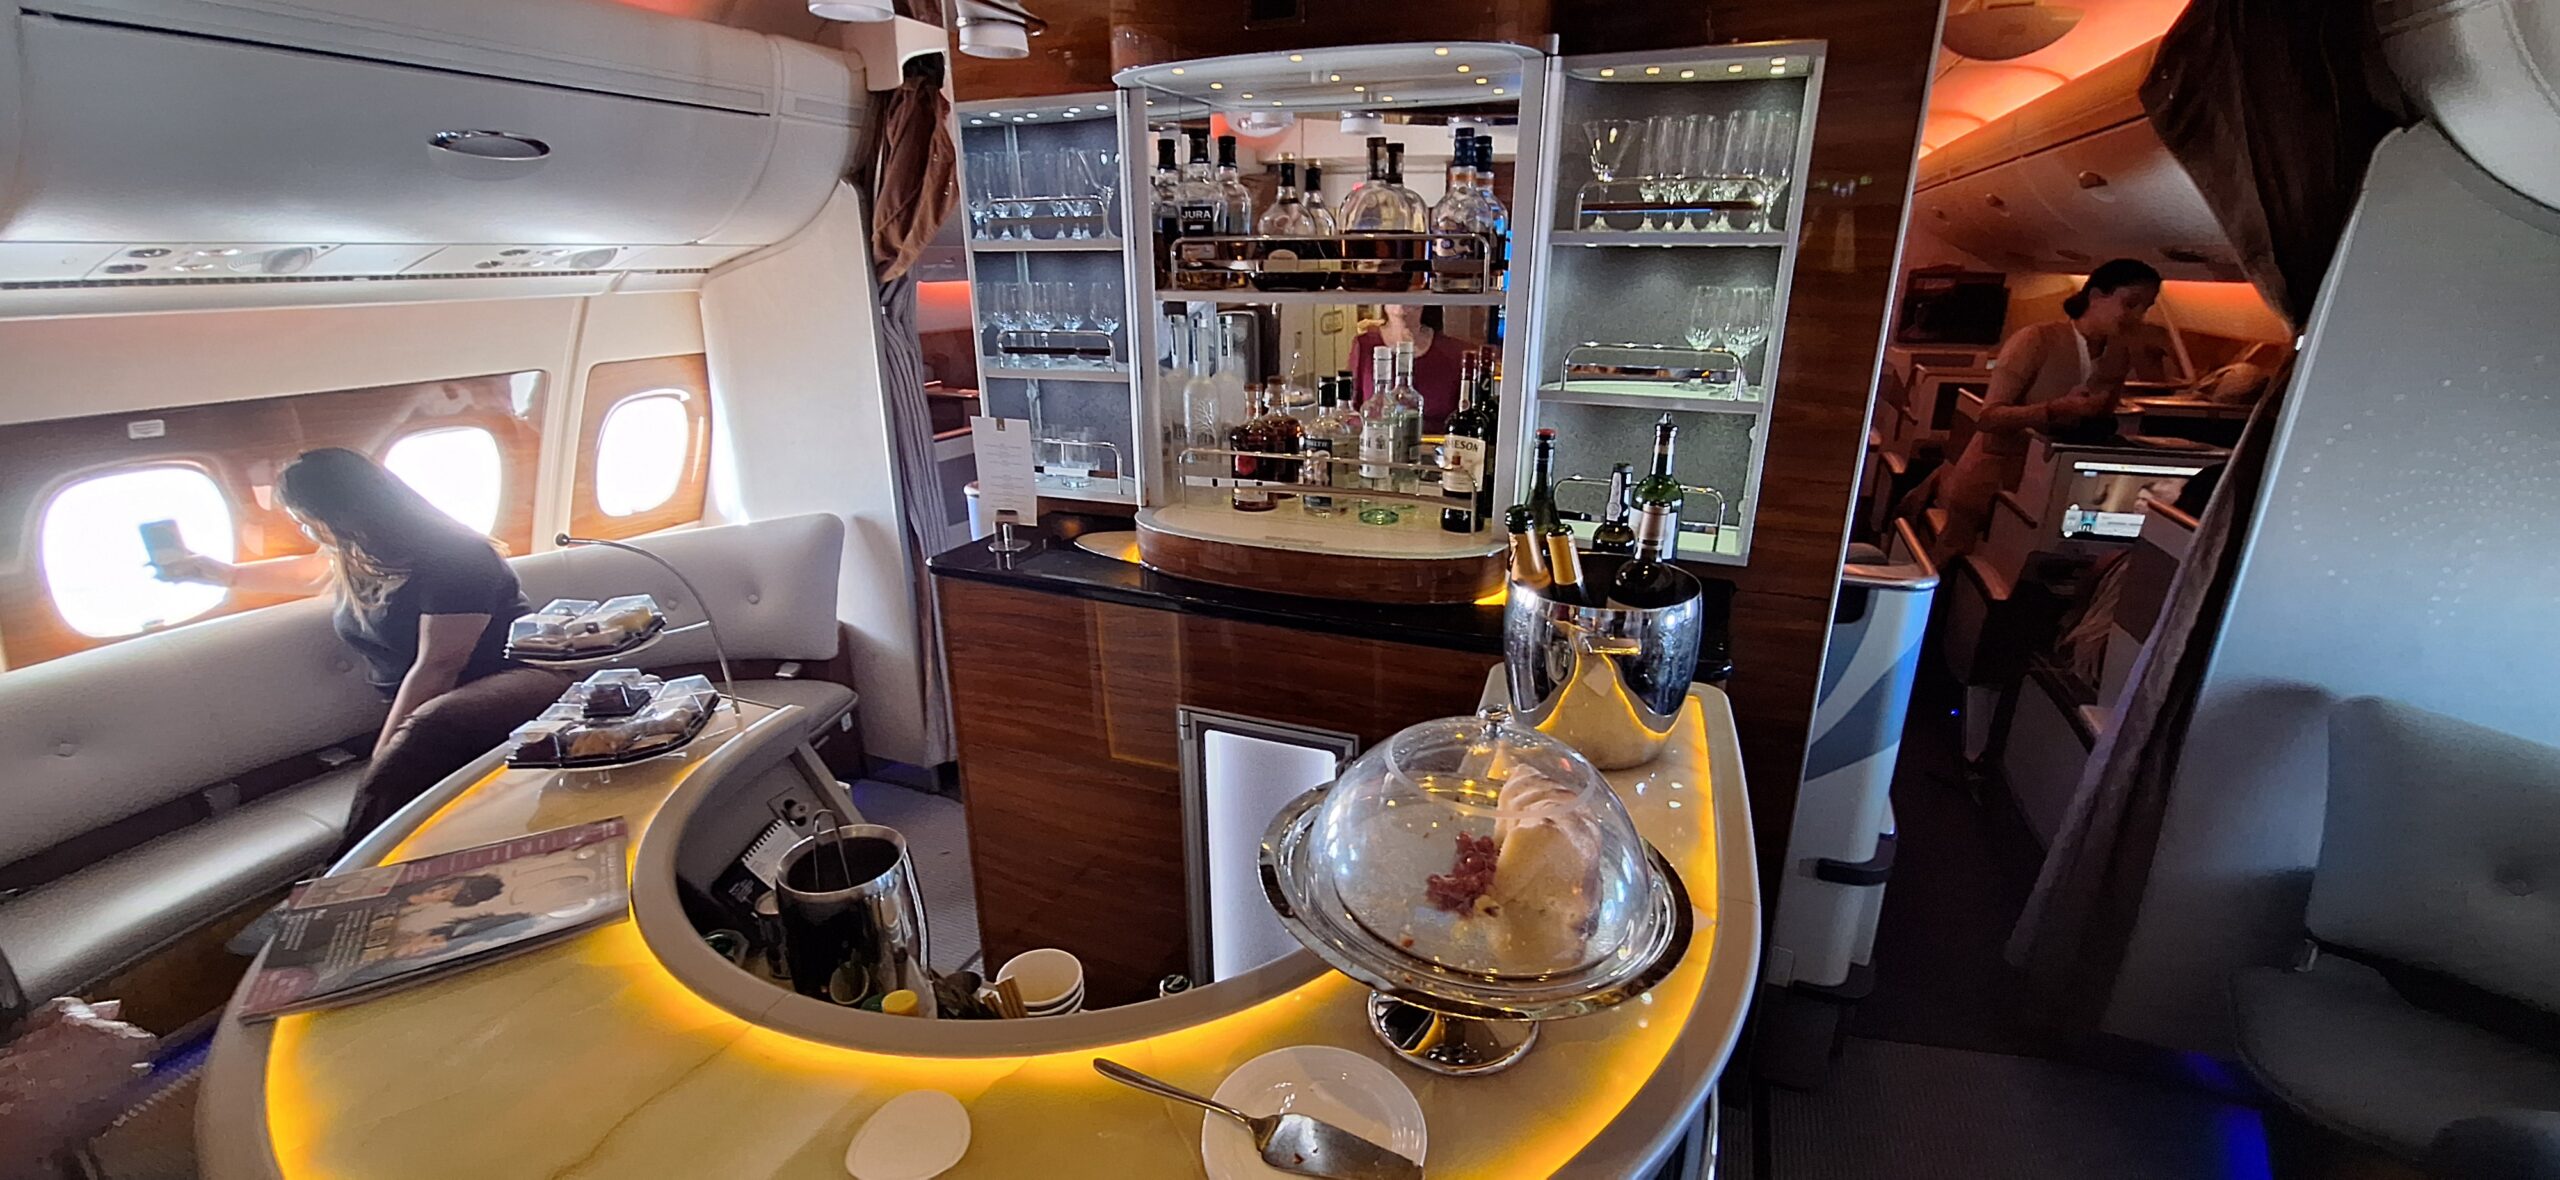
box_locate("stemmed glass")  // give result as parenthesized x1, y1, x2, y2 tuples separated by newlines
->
(1082, 149, 1118, 240)
(985, 284, 1023, 364)
(1672, 114, 1716, 233)
(1685, 285, 1730, 390)
(967, 153, 1007, 240)
(1751, 112, 1798, 232)
(1634, 115, 1685, 233)
(1584, 119, 1637, 230)
(1087, 284, 1123, 367)
(1021, 282, 1060, 366)
(1722, 286, 1774, 399)
(1047, 283, 1086, 368)
(1060, 151, 1098, 239)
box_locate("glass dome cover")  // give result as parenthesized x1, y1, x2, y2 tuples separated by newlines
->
(1263, 707, 1691, 1020)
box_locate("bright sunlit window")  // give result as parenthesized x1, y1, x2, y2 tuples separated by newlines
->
(40, 466, 237, 638)
(593, 391, 691, 516)
(383, 426, 503, 535)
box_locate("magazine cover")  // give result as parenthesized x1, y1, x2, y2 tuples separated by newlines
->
(239, 818, 629, 1021)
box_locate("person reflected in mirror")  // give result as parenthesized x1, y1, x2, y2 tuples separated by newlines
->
(1903, 258, 2163, 564)
(1349, 303, 1482, 434)
(156, 447, 565, 857)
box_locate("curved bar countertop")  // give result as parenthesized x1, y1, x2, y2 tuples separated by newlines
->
(202, 692, 1758, 1179)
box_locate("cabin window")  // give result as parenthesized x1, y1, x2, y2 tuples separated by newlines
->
(383, 426, 506, 535)
(570, 354, 711, 541)
(38, 465, 236, 639)
(593, 393, 691, 516)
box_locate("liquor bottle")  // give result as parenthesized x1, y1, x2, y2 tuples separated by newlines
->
(1256, 382, 1304, 483)
(1178, 317, 1223, 457)
(1591, 463, 1637, 554)
(1471, 135, 1510, 283)
(1151, 138, 1182, 287)
(1544, 527, 1589, 606)
(1301, 377, 1346, 518)
(1255, 161, 1324, 292)
(1328, 369, 1364, 494)
(1387, 340, 1424, 493)
(1608, 414, 1697, 609)
(1522, 427, 1561, 536)
(1357, 345, 1401, 525)
(1440, 351, 1495, 532)
(1228, 386, 1276, 512)
(1301, 163, 1340, 235)
(1430, 132, 1486, 294)
(1171, 130, 1232, 292)
(1505, 505, 1548, 589)
(1341, 138, 1427, 292)
(1215, 135, 1254, 235)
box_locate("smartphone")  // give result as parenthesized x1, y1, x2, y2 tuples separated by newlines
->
(139, 519, 187, 576)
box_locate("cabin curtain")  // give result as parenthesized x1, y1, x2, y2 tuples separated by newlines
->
(858, 45, 962, 765)
(2004, 0, 2407, 1027)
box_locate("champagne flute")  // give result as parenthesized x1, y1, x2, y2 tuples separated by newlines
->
(1723, 286, 1773, 398)
(1021, 281, 1059, 367)
(1087, 285, 1123, 366)
(1685, 285, 1730, 390)
(985, 284, 1022, 364)
(1754, 112, 1798, 232)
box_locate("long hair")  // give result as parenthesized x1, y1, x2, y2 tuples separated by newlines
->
(2063, 258, 2163, 319)
(276, 447, 489, 609)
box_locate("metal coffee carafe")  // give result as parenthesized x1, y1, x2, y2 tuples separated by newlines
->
(1502, 554, 1704, 770)
(776, 820, 935, 1014)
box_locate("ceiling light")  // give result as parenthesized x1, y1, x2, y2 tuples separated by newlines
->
(1171, 67, 1185, 75)
(1457, 65, 1471, 73)
(1728, 64, 1745, 74)
(1353, 84, 1365, 91)
(1289, 54, 1304, 62)
(1329, 73, 1341, 81)
(1271, 101, 1282, 107)
(969, 118, 983, 125)
(1645, 66, 1662, 75)
(1208, 82, 1223, 90)
(1770, 65, 1786, 75)
(1492, 87, 1505, 95)
(1024, 111, 1039, 117)
(1770, 56, 1788, 66)
(1381, 95, 1393, 102)
(1679, 69, 1695, 78)
(1066, 107, 1081, 113)
(1433, 47, 1450, 56)
(1475, 77, 1489, 85)
(1239, 93, 1252, 98)
(1599, 68, 1616, 77)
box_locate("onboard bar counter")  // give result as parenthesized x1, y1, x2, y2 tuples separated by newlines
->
(200, 686, 1757, 1178)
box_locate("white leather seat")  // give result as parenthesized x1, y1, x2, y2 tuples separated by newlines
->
(0, 513, 851, 1015)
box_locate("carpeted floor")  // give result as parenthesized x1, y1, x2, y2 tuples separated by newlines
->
(848, 778, 983, 975)
(1768, 1037, 2273, 1180)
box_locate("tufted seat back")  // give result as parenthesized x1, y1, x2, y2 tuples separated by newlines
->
(2310, 696, 2560, 1013)
(0, 513, 847, 874)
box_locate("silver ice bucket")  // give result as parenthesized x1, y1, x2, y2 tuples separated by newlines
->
(776, 823, 936, 1014)
(1503, 554, 1704, 770)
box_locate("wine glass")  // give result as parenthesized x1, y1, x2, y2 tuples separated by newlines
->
(1022, 281, 1062, 366)
(1753, 112, 1798, 232)
(1723, 286, 1773, 398)
(1717, 112, 1767, 233)
(984, 283, 1022, 364)
(1635, 115, 1685, 232)
(1049, 282, 1087, 369)
(1087, 284, 1123, 366)
(1685, 285, 1730, 390)
(967, 153, 1006, 240)
(1674, 114, 1716, 233)
(1084, 149, 1119, 239)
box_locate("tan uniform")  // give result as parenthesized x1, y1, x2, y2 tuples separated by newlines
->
(1926, 320, 2132, 563)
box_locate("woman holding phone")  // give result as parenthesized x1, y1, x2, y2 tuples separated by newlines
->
(157, 447, 564, 855)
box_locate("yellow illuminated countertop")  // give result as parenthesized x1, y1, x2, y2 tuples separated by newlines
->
(201, 693, 1757, 1179)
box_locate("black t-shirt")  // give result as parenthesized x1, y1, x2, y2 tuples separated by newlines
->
(332, 539, 531, 694)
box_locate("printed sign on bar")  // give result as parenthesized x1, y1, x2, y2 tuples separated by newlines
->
(971, 416, 1039, 536)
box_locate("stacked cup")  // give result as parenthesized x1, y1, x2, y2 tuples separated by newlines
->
(995, 948, 1085, 1016)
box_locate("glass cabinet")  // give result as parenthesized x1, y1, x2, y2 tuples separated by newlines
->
(1518, 44, 1825, 563)
(955, 39, 1824, 593)
(955, 92, 1142, 502)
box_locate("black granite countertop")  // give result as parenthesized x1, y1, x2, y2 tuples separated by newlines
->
(926, 524, 1509, 654)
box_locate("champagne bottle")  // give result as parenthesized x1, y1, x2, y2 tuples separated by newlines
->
(1591, 463, 1636, 554)
(1505, 505, 1548, 588)
(1607, 414, 1696, 608)
(1523, 427, 1561, 536)
(1543, 528, 1587, 605)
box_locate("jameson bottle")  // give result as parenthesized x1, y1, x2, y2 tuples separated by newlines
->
(1591, 463, 1636, 554)
(1440, 351, 1496, 533)
(1607, 414, 1696, 609)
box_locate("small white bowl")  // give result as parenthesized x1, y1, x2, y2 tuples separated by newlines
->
(846, 1089, 969, 1180)
(997, 948, 1084, 1010)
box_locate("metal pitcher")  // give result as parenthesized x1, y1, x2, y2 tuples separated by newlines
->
(1502, 555, 1704, 770)
(776, 821, 935, 1014)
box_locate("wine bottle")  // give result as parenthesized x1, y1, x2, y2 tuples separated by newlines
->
(1591, 463, 1636, 554)
(1388, 340, 1423, 493)
(1440, 351, 1494, 533)
(1523, 427, 1562, 536)
(1607, 414, 1696, 609)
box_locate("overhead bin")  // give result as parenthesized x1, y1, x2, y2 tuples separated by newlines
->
(1914, 41, 2243, 281)
(0, 0, 865, 281)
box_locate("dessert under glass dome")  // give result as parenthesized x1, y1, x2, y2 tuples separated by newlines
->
(1261, 706, 1692, 1075)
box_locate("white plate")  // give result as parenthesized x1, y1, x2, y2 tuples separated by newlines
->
(1201, 1046, 1426, 1180)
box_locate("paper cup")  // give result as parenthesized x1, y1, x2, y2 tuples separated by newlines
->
(997, 948, 1085, 1013)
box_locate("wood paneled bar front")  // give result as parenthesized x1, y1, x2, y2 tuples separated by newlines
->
(932, 533, 1507, 1005)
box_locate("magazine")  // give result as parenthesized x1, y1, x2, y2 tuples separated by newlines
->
(238, 818, 630, 1021)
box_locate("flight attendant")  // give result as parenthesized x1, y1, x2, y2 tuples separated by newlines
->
(1912, 258, 2162, 563)
(158, 447, 565, 854)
